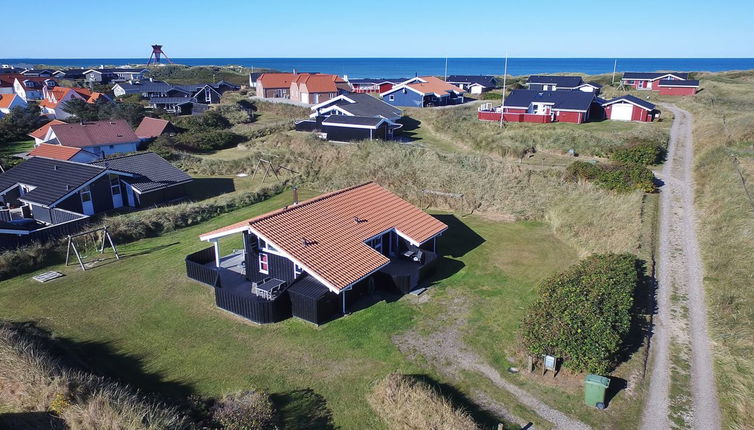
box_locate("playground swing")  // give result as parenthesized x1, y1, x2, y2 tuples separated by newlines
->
(65, 226, 120, 271)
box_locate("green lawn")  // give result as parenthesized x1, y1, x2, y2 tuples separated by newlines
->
(0, 140, 33, 157)
(0, 190, 606, 428)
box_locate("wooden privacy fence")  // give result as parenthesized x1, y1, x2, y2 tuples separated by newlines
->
(185, 247, 221, 288)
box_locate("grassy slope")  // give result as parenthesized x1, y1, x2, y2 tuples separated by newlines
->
(0, 190, 581, 428)
(406, 99, 670, 159)
(669, 72, 754, 429)
(0, 140, 34, 157)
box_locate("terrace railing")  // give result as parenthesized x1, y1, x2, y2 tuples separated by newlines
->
(185, 247, 221, 288)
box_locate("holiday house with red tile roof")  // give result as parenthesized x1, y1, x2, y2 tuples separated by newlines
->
(380, 76, 465, 107)
(134, 117, 177, 140)
(189, 182, 448, 325)
(35, 119, 140, 157)
(28, 120, 66, 145)
(0, 93, 27, 117)
(27, 143, 99, 163)
(256, 73, 298, 99)
(289, 73, 351, 105)
(0, 75, 58, 101)
(39, 86, 110, 119)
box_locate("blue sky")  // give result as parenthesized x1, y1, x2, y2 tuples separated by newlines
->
(3, 0, 753, 58)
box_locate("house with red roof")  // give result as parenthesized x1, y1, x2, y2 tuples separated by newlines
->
(188, 182, 448, 324)
(39, 86, 110, 119)
(620, 72, 699, 95)
(134, 117, 177, 140)
(35, 119, 140, 157)
(28, 120, 66, 145)
(0, 75, 58, 101)
(0, 93, 26, 118)
(289, 73, 351, 104)
(380, 76, 465, 107)
(256, 73, 297, 99)
(27, 143, 99, 163)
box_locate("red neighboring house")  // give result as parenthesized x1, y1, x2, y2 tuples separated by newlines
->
(290, 74, 351, 104)
(348, 78, 405, 94)
(478, 89, 598, 124)
(602, 95, 659, 122)
(621, 72, 699, 95)
(256, 73, 297, 99)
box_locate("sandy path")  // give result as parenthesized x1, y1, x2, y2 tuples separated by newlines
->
(395, 297, 590, 430)
(641, 104, 721, 429)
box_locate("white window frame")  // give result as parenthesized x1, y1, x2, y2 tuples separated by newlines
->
(294, 263, 303, 277)
(389, 95, 395, 101)
(109, 174, 121, 196)
(259, 252, 269, 274)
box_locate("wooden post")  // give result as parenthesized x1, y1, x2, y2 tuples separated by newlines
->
(528, 355, 534, 373)
(71, 241, 86, 271)
(212, 240, 221, 268)
(65, 235, 72, 266)
(105, 229, 120, 260)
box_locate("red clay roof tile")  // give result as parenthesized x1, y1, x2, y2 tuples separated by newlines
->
(201, 183, 447, 291)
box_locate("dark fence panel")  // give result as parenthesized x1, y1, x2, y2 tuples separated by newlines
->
(215, 288, 291, 324)
(0, 216, 89, 251)
(50, 208, 86, 224)
(294, 120, 318, 132)
(0, 209, 10, 223)
(185, 247, 221, 287)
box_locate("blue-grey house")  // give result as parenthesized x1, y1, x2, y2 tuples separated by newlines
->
(380, 76, 465, 107)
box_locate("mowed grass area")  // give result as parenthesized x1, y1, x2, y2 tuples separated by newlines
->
(0, 140, 34, 157)
(0, 190, 583, 428)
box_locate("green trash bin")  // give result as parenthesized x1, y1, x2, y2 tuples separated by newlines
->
(584, 374, 610, 409)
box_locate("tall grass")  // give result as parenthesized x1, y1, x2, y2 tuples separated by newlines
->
(368, 373, 481, 430)
(0, 322, 188, 430)
(679, 70, 754, 429)
(408, 104, 669, 158)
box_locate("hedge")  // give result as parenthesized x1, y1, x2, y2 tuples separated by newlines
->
(521, 253, 640, 374)
(566, 161, 657, 193)
(611, 141, 666, 165)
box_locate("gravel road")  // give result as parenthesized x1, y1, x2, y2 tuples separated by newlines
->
(641, 104, 721, 430)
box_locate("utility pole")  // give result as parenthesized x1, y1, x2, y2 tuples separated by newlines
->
(612, 59, 617, 85)
(499, 54, 508, 128)
(444, 57, 448, 81)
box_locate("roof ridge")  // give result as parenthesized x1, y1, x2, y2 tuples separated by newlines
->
(247, 182, 376, 226)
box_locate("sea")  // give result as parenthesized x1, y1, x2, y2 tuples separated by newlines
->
(2, 58, 753, 78)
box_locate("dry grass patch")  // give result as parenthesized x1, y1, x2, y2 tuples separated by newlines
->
(0, 322, 187, 430)
(368, 373, 481, 430)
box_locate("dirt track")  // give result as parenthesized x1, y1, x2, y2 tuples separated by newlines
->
(641, 104, 721, 429)
(395, 296, 590, 430)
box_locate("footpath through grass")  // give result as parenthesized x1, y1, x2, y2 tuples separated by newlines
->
(0, 189, 584, 428)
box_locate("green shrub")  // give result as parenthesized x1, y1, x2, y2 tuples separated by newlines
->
(173, 129, 243, 152)
(211, 391, 277, 430)
(521, 253, 640, 373)
(611, 141, 666, 165)
(214, 104, 253, 125)
(173, 110, 231, 131)
(566, 161, 656, 193)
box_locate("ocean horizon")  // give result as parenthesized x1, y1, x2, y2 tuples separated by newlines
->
(2, 57, 753, 78)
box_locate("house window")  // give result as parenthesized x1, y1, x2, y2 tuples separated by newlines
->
(109, 174, 121, 195)
(389, 95, 395, 101)
(259, 253, 269, 274)
(402, 88, 407, 94)
(258, 238, 277, 253)
(205, 89, 211, 102)
(80, 186, 92, 203)
(294, 263, 303, 277)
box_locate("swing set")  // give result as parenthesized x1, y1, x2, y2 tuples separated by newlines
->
(65, 226, 120, 271)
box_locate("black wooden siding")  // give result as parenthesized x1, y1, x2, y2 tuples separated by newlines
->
(215, 289, 291, 324)
(135, 183, 188, 208)
(322, 123, 389, 142)
(288, 276, 339, 325)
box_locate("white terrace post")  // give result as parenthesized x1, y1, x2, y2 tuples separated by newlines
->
(212, 239, 220, 268)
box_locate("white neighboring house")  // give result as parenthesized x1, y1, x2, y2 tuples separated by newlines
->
(0, 94, 27, 118)
(39, 86, 108, 120)
(37, 119, 140, 157)
(13, 77, 57, 101)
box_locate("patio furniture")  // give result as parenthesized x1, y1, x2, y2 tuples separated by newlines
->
(413, 250, 424, 263)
